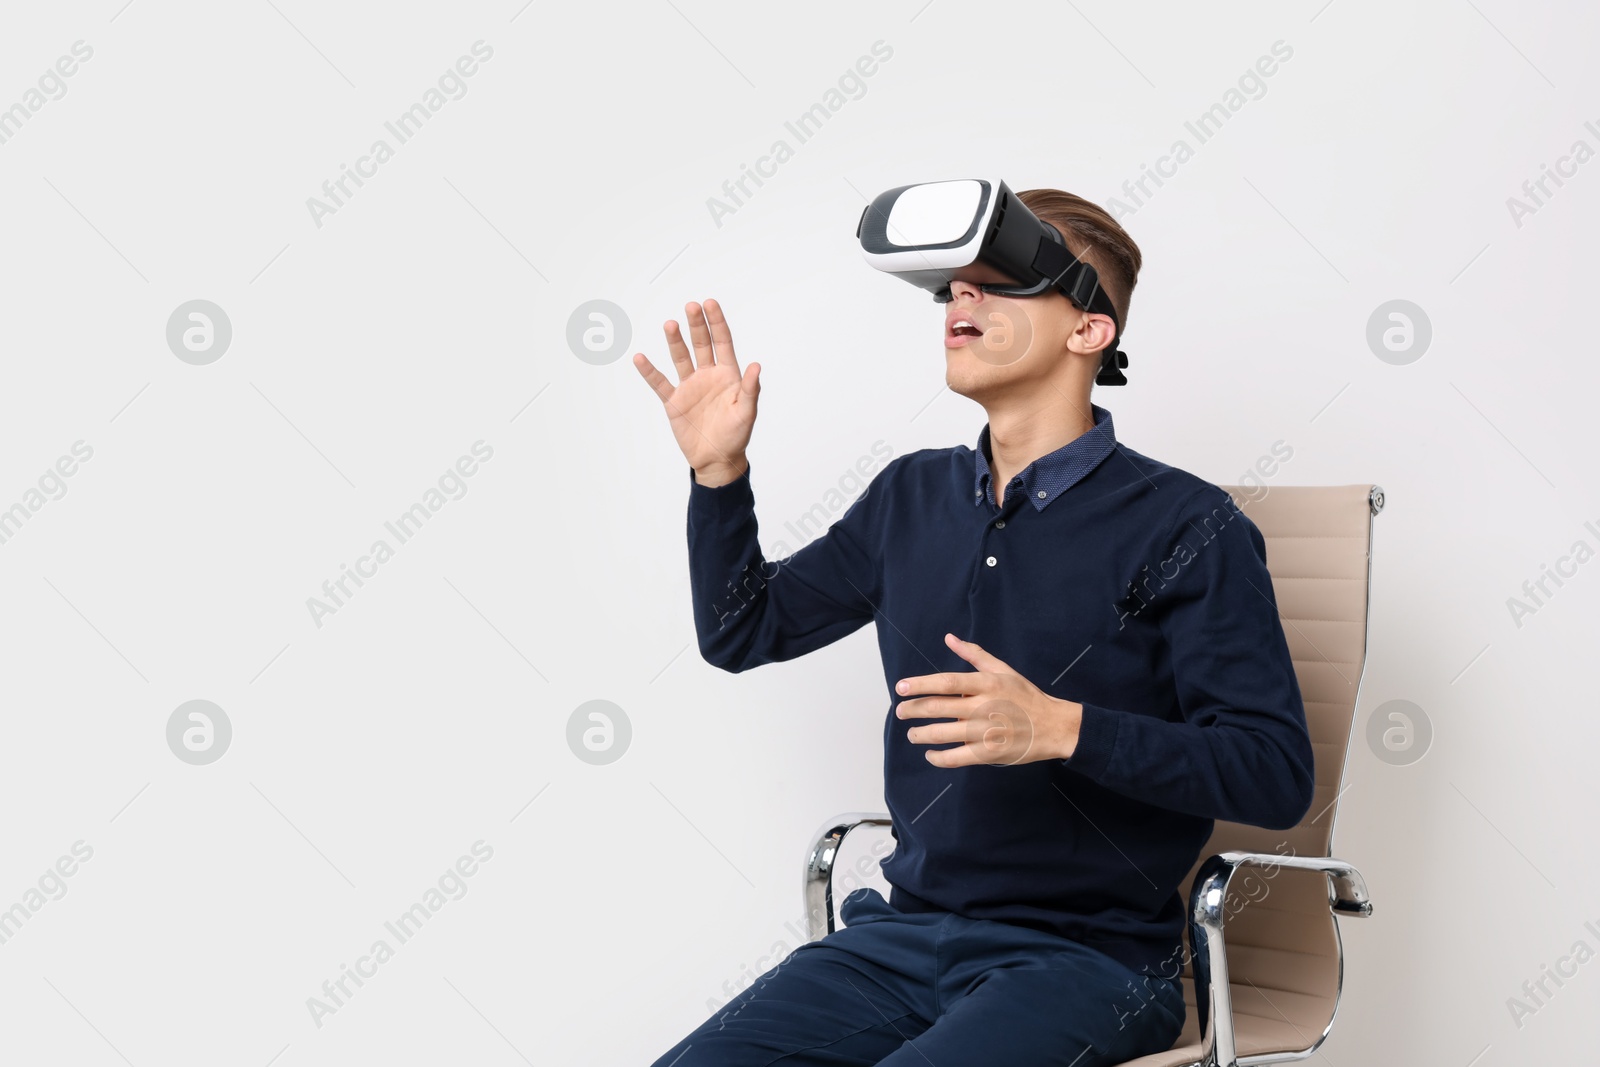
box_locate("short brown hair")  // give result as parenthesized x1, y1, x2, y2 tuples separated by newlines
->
(1016, 188, 1141, 341)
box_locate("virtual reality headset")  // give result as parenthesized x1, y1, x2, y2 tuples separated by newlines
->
(856, 177, 1129, 385)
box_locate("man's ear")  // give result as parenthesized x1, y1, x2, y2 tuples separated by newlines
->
(1067, 309, 1117, 356)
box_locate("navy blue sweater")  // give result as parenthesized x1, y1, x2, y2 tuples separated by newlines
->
(684, 404, 1314, 979)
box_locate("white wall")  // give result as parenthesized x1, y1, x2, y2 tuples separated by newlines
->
(0, 0, 1596, 1063)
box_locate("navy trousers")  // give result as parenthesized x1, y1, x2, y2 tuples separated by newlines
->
(651, 887, 1186, 1066)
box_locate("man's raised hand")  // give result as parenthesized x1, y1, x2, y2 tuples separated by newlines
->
(633, 298, 761, 487)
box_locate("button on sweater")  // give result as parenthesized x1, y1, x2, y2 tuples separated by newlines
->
(684, 403, 1315, 979)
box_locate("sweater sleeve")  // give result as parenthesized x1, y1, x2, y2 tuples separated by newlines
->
(1060, 485, 1316, 831)
(686, 459, 885, 673)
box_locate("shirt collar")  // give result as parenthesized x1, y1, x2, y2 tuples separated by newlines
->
(973, 403, 1117, 512)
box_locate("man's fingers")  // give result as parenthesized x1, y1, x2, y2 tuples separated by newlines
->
(896, 670, 984, 698)
(685, 301, 716, 369)
(945, 633, 1014, 676)
(663, 319, 694, 380)
(903, 720, 970, 745)
(923, 744, 984, 769)
(926, 734, 1036, 769)
(704, 298, 740, 377)
(633, 352, 676, 405)
(895, 694, 971, 719)
(906, 695, 1040, 769)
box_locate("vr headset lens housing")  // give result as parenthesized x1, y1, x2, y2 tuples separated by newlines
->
(857, 177, 1130, 384)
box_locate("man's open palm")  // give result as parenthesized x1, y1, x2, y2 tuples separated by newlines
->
(634, 298, 761, 481)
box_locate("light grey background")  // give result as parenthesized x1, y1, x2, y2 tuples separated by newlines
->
(1, 0, 1596, 1063)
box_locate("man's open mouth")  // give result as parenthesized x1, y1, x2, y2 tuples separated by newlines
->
(947, 313, 983, 339)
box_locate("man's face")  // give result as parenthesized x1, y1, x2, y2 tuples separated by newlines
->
(940, 277, 1091, 401)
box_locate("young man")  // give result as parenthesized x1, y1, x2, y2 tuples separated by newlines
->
(632, 189, 1314, 1067)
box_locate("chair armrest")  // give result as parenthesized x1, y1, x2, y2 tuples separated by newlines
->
(803, 812, 892, 941)
(1188, 851, 1373, 1067)
(1204, 851, 1373, 917)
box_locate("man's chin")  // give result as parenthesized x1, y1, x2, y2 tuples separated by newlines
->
(947, 362, 1036, 408)
(943, 367, 986, 403)
(945, 348, 991, 383)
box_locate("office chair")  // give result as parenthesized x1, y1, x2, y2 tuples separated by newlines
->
(802, 483, 1383, 1067)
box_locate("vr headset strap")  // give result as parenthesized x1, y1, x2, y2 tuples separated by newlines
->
(1030, 236, 1129, 385)
(1030, 238, 1115, 323)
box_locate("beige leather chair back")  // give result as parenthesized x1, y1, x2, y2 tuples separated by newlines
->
(1119, 483, 1382, 1067)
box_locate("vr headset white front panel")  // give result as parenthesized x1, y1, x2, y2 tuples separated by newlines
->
(884, 179, 987, 246)
(859, 178, 999, 275)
